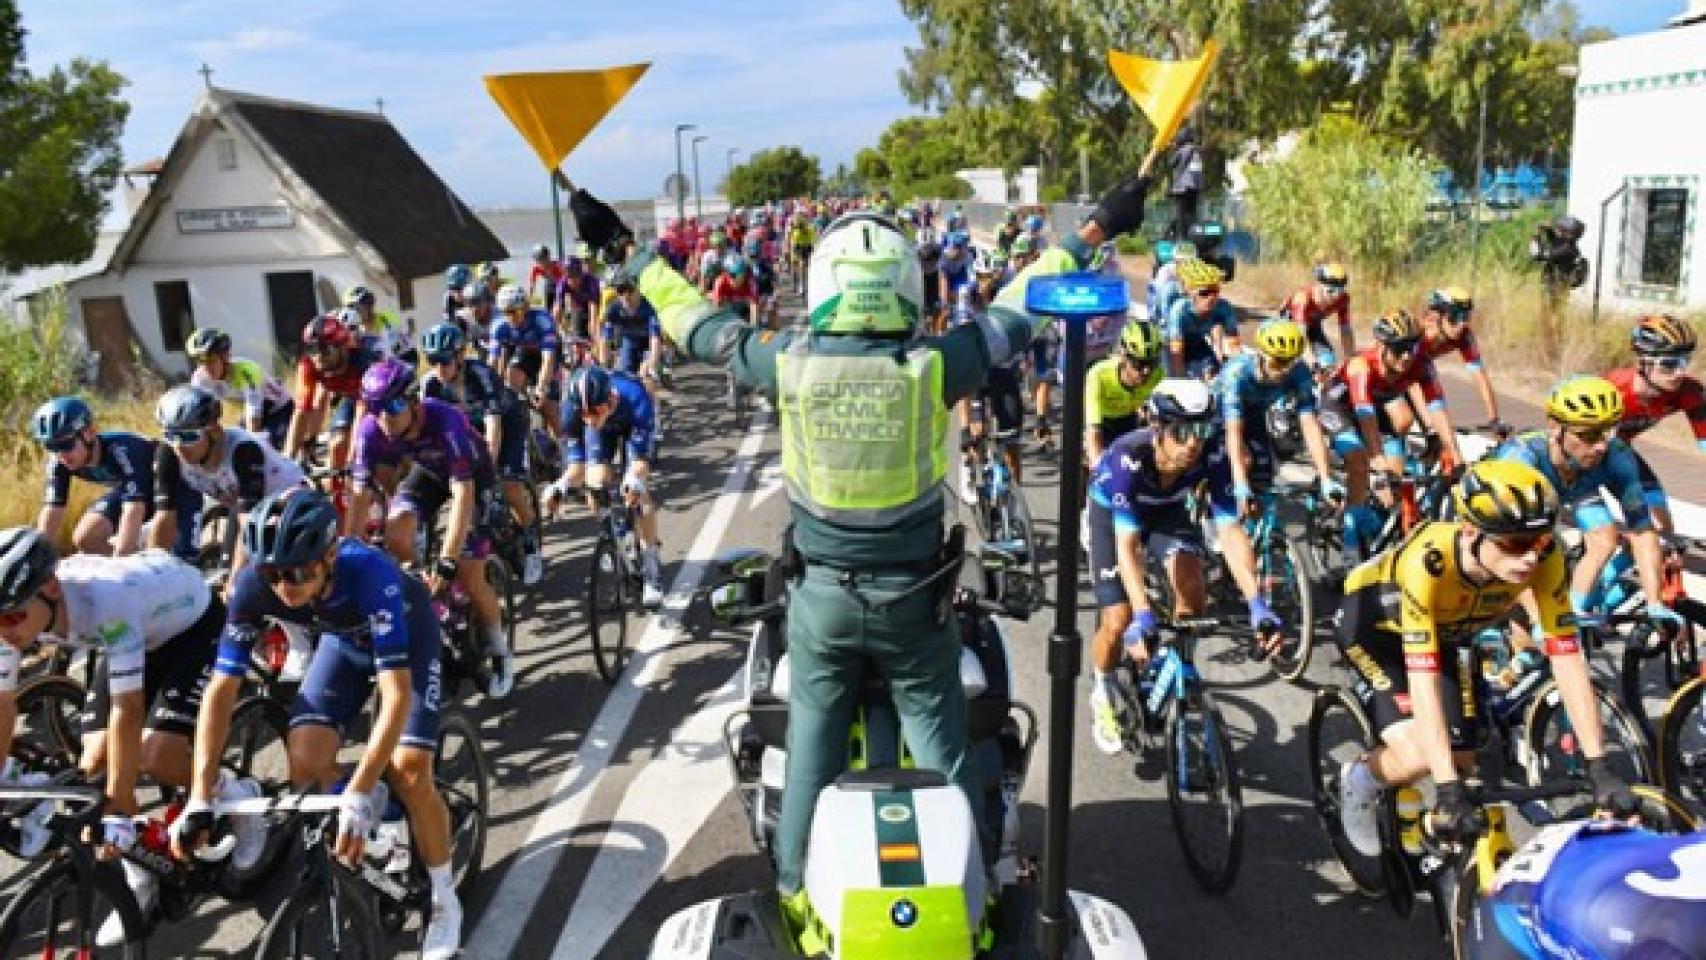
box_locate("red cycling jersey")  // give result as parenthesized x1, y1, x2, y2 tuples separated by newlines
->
(1420, 327, 1484, 369)
(1606, 365, 1706, 443)
(1335, 344, 1445, 415)
(712, 274, 757, 305)
(1283, 286, 1351, 343)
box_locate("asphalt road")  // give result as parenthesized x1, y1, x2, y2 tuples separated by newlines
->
(7, 311, 1702, 959)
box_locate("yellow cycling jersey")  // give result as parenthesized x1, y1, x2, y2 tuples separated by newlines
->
(788, 224, 817, 249)
(1083, 356, 1162, 429)
(1342, 520, 1573, 672)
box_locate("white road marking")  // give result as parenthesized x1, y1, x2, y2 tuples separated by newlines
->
(751, 457, 787, 509)
(466, 412, 771, 960)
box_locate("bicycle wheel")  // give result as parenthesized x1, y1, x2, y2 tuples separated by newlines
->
(435, 709, 491, 898)
(0, 857, 147, 958)
(727, 368, 747, 427)
(225, 695, 291, 792)
(1259, 537, 1315, 683)
(1521, 678, 1655, 814)
(1307, 685, 1385, 895)
(253, 871, 383, 960)
(1163, 688, 1244, 894)
(13, 674, 86, 765)
(587, 537, 630, 684)
(997, 483, 1042, 599)
(1657, 678, 1706, 814)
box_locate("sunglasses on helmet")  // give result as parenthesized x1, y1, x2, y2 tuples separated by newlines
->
(164, 428, 206, 445)
(1486, 531, 1554, 557)
(260, 564, 321, 587)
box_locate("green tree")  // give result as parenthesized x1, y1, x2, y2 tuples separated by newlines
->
(0, 0, 128, 272)
(725, 147, 823, 206)
(853, 147, 890, 189)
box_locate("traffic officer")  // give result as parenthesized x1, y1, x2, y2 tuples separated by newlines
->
(567, 172, 1155, 922)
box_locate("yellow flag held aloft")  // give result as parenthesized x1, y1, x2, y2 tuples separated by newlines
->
(484, 63, 651, 171)
(1108, 40, 1221, 156)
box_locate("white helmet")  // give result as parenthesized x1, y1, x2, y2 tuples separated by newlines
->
(806, 213, 924, 335)
(496, 284, 528, 313)
(1145, 378, 1218, 424)
(336, 306, 363, 331)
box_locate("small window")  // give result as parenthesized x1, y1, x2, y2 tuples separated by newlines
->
(154, 281, 194, 352)
(397, 281, 415, 311)
(1622, 186, 1692, 291)
(215, 138, 237, 171)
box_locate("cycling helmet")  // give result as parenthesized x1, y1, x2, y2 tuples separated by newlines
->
(606, 267, 633, 291)
(972, 250, 998, 276)
(1253, 318, 1307, 362)
(806, 212, 925, 336)
(479, 262, 500, 280)
(460, 283, 492, 306)
(899, 208, 918, 226)
(1554, 214, 1585, 241)
(1428, 287, 1473, 315)
(1146, 378, 1218, 424)
(1455, 460, 1559, 535)
(1002, 208, 1018, 224)
(728, 255, 748, 278)
(1118, 319, 1163, 361)
(944, 232, 967, 251)
(710, 230, 728, 246)
(1025, 214, 1045, 233)
(1371, 309, 1422, 346)
(569, 365, 613, 410)
(744, 236, 763, 258)
(343, 285, 375, 307)
(531, 243, 551, 260)
(30, 396, 92, 445)
(336, 306, 364, 332)
(446, 264, 471, 288)
(155, 384, 221, 432)
(573, 241, 592, 259)
(1176, 258, 1224, 291)
(1314, 262, 1349, 287)
(185, 327, 232, 359)
(420, 322, 465, 360)
(1011, 235, 1034, 256)
(1631, 313, 1698, 357)
(496, 284, 528, 313)
(244, 487, 339, 568)
(0, 527, 55, 612)
(359, 359, 416, 408)
(1545, 374, 1624, 428)
(947, 210, 966, 230)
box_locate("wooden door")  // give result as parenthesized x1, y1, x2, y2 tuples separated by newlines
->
(78, 297, 134, 391)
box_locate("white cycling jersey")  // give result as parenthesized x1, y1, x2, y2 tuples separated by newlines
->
(173, 427, 305, 506)
(0, 551, 210, 696)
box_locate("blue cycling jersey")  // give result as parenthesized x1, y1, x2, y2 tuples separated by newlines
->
(1469, 821, 1706, 960)
(216, 539, 430, 676)
(1088, 428, 1236, 534)
(602, 297, 661, 347)
(1165, 297, 1239, 359)
(421, 357, 519, 424)
(1217, 352, 1317, 424)
(1491, 431, 1652, 532)
(43, 431, 157, 507)
(487, 309, 560, 371)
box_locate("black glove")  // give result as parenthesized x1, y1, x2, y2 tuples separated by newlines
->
(1089, 174, 1154, 240)
(1428, 780, 1484, 843)
(1586, 757, 1639, 820)
(568, 188, 634, 266)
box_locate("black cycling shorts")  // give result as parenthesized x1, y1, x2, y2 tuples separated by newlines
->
(1086, 500, 1204, 609)
(82, 596, 223, 739)
(972, 367, 1025, 440)
(1334, 586, 1490, 752)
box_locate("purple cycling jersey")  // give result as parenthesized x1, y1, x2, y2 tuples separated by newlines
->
(351, 397, 491, 485)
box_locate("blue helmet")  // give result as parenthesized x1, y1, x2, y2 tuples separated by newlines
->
(31, 397, 92, 446)
(569, 365, 613, 410)
(420, 322, 465, 360)
(244, 488, 339, 568)
(446, 264, 471, 288)
(728, 255, 748, 277)
(1025, 214, 1045, 232)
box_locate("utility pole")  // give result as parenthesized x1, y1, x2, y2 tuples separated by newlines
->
(692, 135, 708, 219)
(673, 123, 697, 223)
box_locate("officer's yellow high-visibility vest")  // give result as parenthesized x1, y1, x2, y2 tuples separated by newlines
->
(776, 339, 948, 528)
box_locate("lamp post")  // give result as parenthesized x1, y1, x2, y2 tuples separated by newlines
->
(673, 123, 696, 223)
(726, 147, 741, 198)
(692, 135, 708, 220)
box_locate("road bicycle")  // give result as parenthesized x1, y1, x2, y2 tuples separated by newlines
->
(584, 485, 646, 683)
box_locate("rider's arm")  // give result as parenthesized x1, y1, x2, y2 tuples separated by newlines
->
(1334, 297, 1356, 357)
(1083, 366, 1109, 463)
(1164, 300, 1189, 377)
(145, 443, 183, 552)
(111, 446, 151, 556)
(1417, 362, 1462, 466)
(1345, 360, 1389, 466)
(1115, 528, 1150, 618)
(37, 460, 69, 537)
(1460, 332, 1500, 424)
(1395, 563, 1459, 784)
(1682, 379, 1706, 453)
(99, 625, 149, 815)
(283, 358, 320, 459)
(647, 310, 663, 374)
(1220, 374, 1253, 498)
(536, 316, 560, 391)
(1530, 546, 1610, 761)
(343, 420, 381, 538)
(1217, 302, 1242, 357)
(1287, 367, 1336, 484)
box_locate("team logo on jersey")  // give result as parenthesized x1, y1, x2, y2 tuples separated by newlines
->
(1624, 843, 1706, 901)
(370, 609, 395, 638)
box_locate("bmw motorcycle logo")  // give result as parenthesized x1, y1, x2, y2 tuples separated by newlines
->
(890, 899, 918, 928)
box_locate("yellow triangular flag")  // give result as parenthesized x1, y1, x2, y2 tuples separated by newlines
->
(1108, 40, 1221, 152)
(484, 64, 651, 171)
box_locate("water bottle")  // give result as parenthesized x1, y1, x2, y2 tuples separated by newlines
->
(1395, 786, 1425, 856)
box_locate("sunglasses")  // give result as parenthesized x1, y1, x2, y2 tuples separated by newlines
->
(0, 603, 31, 628)
(1567, 425, 1612, 445)
(42, 434, 81, 453)
(425, 352, 458, 366)
(1321, 283, 1346, 294)
(1164, 421, 1216, 443)
(378, 395, 411, 417)
(1487, 531, 1554, 556)
(164, 428, 205, 445)
(1652, 355, 1692, 372)
(1124, 359, 1156, 377)
(1445, 307, 1472, 322)
(1191, 287, 1221, 299)
(1384, 340, 1420, 357)
(261, 564, 321, 587)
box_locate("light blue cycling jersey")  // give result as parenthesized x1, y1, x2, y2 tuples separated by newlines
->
(1490, 430, 1651, 533)
(1217, 352, 1316, 425)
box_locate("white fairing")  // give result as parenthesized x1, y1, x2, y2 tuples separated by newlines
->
(648, 899, 723, 960)
(804, 783, 989, 948)
(1067, 890, 1150, 959)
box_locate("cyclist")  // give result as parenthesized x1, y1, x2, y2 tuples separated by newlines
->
(746, 234, 779, 328)
(1084, 380, 1253, 754)
(1317, 309, 1464, 558)
(561, 366, 665, 608)
(147, 385, 305, 576)
(1083, 319, 1165, 465)
(916, 221, 944, 322)
(602, 272, 664, 380)
(1164, 259, 1241, 379)
(555, 254, 601, 341)
(1280, 262, 1354, 370)
(489, 283, 562, 445)
(937, 233, 973, 332)
(1334, 460, 1637, 858)
(186, 327, 295, 449)
(341, 285, 411, 362)
(1489, 376, 1680, 634)
(710, 253, 761, 326)
(1398, 287, 1503, 433)
(566, 170, 1159, 924)
(32, 396, 197, 558)
(697, 230, 731, 293)
(420, 322, 542, 587)
(0, 527, 264, 942)
(1606, 313, 1706, 535)
(457, 281, 495, 352)
(1219, 318, 1340, 516)
(1146, 238, 1193, 323)
(1024, 212, 1047, 249)
(282, 313, 381, 470)
(527, 243, 563, 309)
(443, 264, 471, 325)
(175, 488, 462, 959)
(957, 252, 1028, 498)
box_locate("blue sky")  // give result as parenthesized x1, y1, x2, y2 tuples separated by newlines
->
(13, 0, 1684, 222)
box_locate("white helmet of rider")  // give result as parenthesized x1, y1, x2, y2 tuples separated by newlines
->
(336, 306, 363, 331)
(496, 284, 528, 313)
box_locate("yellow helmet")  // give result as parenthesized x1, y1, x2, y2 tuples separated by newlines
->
(1118, 318, 1163, 361)
(1253, 318, 1307, 362)
(1455, 460, 1559, 535)
(1176, 258, 1224, 291)
(1545, 374, 1624, 428)
(1429, 287, 1473, 314)
(1314, 262, 1349, 286)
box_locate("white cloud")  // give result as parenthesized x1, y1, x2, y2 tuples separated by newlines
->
(190, 27, 310, 62)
